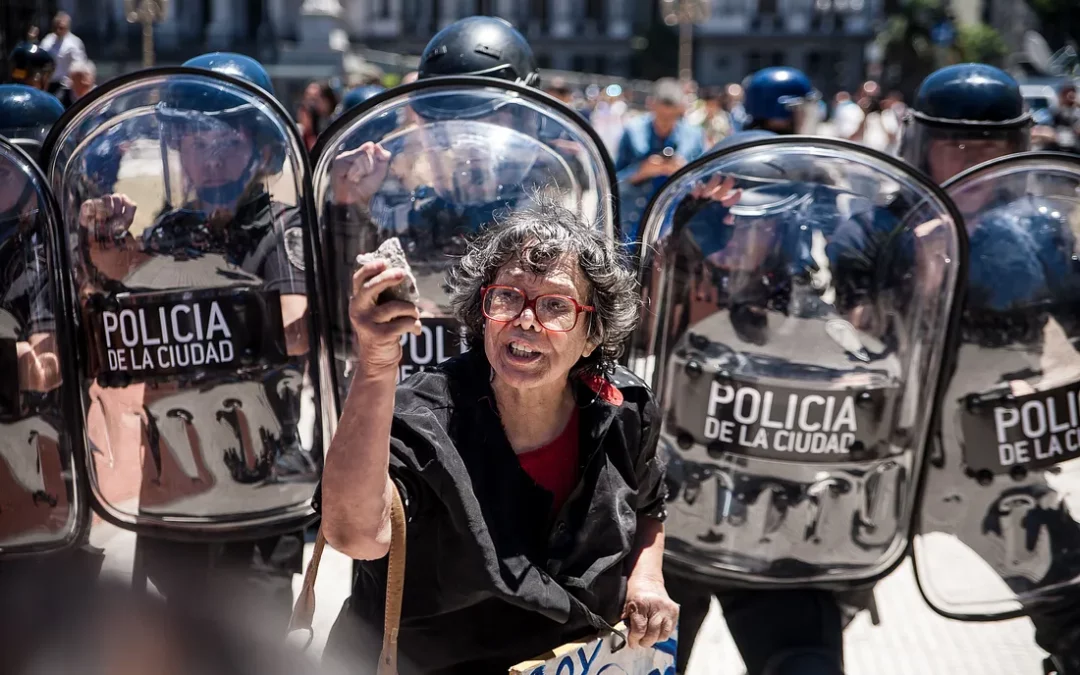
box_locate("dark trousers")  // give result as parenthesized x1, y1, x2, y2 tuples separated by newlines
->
(137, 532, 304, 633)
(667, 575, 844, 675)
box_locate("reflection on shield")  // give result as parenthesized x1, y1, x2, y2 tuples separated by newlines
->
(0, 138, 83, 555)
(631, 138, 965, 586)
(913, 152, 1080, 619)
(44, 69, 327, 538)
(313, 79, 618, 401)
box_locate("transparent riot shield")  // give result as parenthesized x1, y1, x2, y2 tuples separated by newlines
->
(311, 77, 618, 404)
(0, 138, 87, 556)
(913, 152, 1080, 618)
(41, 68, 330, 539)
(629, 137, 967, 586)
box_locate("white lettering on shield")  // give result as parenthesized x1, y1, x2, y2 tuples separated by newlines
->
(993, 388, 1080, 467)
(397, 323, 469, 383)
(702, 381, 856, 456)
(102, 300, 237, 373)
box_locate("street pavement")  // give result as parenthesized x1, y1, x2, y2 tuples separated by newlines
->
(89, 518, 1048, 675)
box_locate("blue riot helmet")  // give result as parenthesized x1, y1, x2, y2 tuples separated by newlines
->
(742, 67, 821, 134)
(8, 42, 55, 90)
(159, 53, 287, 206)
(336, 85, 397, 143)
(901, 64, 1031, 184)
(0, 84, 64, 160)
(340, 85, 385, 114)
(181, 52, 275, 96)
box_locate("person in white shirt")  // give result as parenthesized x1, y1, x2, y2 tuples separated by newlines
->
(39, 12, 86, 94)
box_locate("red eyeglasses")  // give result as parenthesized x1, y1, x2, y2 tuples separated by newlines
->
(481, 285, 594, 332)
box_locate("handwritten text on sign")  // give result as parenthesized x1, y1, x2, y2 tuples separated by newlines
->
(510, 627, 676, 675)
(702, 380, 884, 461)
(961, 382, 1080, 473)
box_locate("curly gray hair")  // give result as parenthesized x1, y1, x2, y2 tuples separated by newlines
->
(447, 195, 639, 373)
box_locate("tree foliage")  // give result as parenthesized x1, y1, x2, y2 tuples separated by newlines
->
(957, 23, 1009, 66)
(878, 0, 952, 99)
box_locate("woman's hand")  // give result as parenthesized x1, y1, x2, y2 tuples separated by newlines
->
(349, 259, 423, 376)
(623, 577, 679, 649)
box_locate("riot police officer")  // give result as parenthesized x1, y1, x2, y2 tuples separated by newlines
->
(7, 42, 55, 91)
(77, 52, 313, 628)
(900, 63, 1029, 185)
(0, 83, 64, 160)
(903, 64, 1080, 674)
(657, 72, 947, 674)
(328, 15, 544, 241)
(415, 15, 538, 85)
(741, 67, 822, 136)
(0, 100, 107, 672)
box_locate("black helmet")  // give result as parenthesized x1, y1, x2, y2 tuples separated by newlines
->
(418, 16, 539, 87)
(8, 42, 55, 89)
(0, 83, 65, 159)
(900, 63, 1031, 182)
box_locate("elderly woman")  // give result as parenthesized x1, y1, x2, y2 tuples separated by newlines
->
(320, 198, 678, 674)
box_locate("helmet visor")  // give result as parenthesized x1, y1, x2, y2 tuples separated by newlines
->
(901, 119, 1028, 184)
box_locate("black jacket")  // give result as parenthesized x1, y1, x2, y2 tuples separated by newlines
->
(319, 349, 666, 675)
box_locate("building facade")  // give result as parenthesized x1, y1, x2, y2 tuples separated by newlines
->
(694, 0, 883, 93)
(33, 0, 880, 93)
(343, 0, 640, 76)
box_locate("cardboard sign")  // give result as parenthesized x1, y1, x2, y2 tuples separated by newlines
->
(86, 287, 288, 386)
(509, 623, 676, 675)
(960, 381, 1080, 474)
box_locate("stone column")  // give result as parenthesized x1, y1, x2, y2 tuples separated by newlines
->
(438, 0, 458, 30)
(608, 0, 630, 38)
(552, 0, 572, 38)
(496, 0, 516, 20)
(155, 0, 181, 51)
(278, 0, 347, 68)
(206, 0, 235, 50)
(268, 0, 288, 39)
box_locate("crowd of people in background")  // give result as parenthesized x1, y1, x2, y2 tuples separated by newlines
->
(11, 10, 1080, 168)
(8, 12, 97, 108)
(295, 62, 1079, 175)
(12, 8, 1080, 167)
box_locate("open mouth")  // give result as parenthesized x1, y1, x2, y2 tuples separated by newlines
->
(506, 341, 542, 364)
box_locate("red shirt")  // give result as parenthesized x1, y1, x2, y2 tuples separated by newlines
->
(516, 409, 580, 514)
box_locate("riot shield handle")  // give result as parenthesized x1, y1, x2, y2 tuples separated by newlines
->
(287, 481, 408, 675)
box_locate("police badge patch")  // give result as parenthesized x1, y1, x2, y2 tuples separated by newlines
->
(284, 227, 306, 272)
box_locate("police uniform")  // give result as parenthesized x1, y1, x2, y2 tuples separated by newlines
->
(73, 52, 315, 628)
(901, 64, 1080, 673)
(81, 187, 310, 623)
(661, 119, 870, 675)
